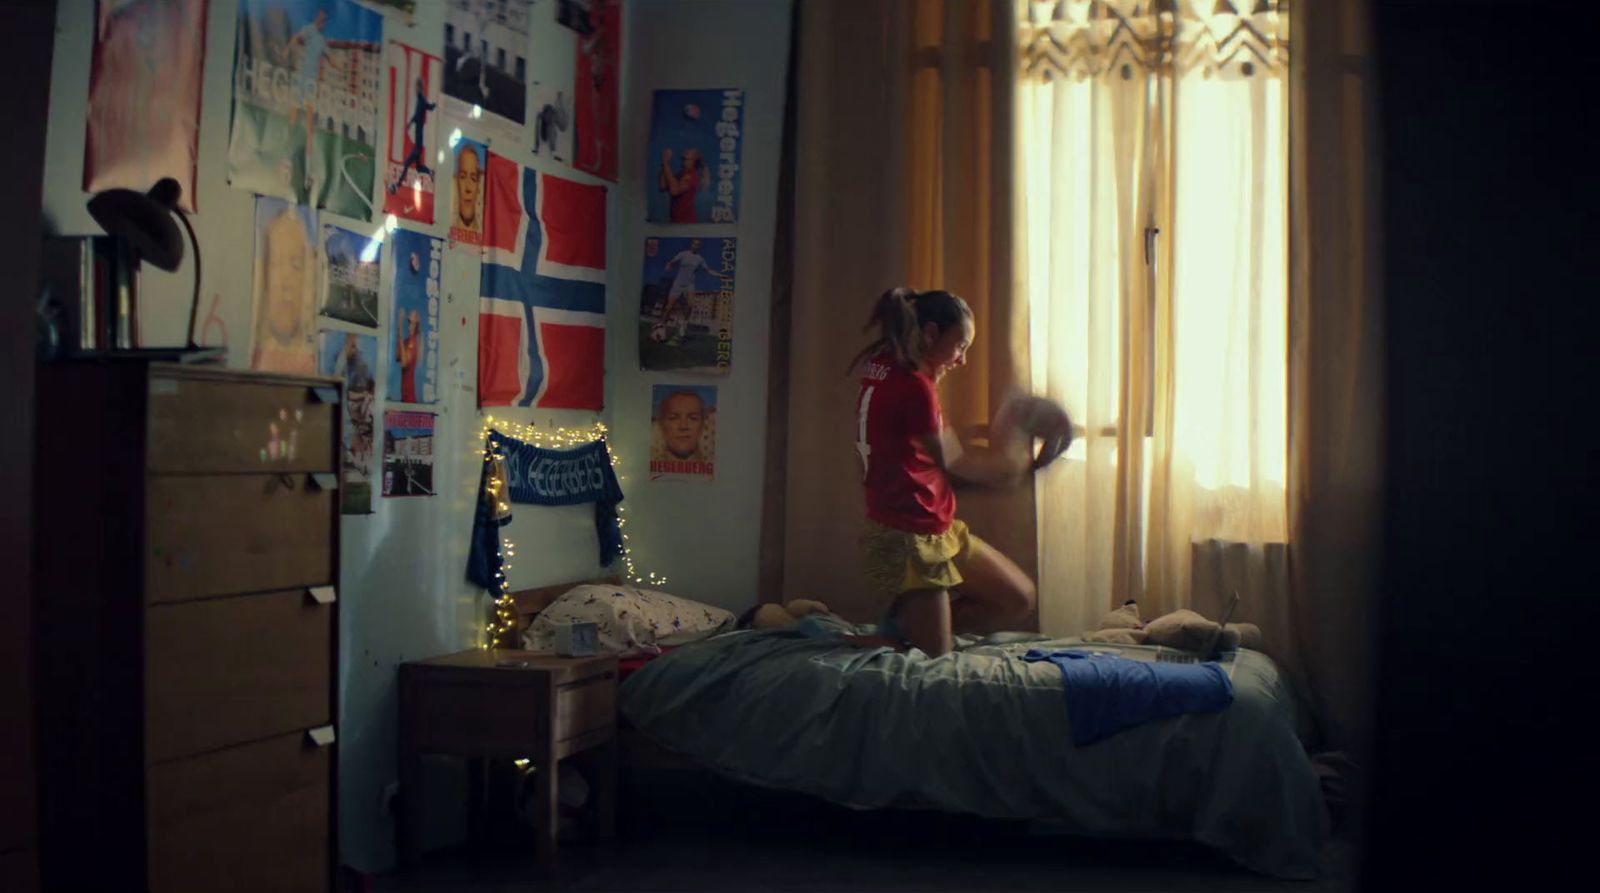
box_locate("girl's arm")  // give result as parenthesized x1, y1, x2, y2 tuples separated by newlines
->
(916, 428, 1030, 489)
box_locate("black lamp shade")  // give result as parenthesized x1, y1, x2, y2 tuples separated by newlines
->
(86, 177, 185, 271)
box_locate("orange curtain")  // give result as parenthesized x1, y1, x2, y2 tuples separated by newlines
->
(908, 0, 1035, 603)
(1287, 0, 1384, 753)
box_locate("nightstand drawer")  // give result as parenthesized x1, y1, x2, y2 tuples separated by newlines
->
(147, 375, 337, 474)
(146, 474, 334, 603)
(147, 730, 330, 893)
(146, 589, 333, 763)
(555, 672, 616, 741)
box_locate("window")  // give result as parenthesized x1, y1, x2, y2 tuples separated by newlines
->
(1018, 1, 1290, 612)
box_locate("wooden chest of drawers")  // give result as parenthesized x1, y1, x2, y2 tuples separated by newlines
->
(33, 362, 341, 893)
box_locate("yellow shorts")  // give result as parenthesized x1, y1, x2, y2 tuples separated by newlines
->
(859, 518, 983, 618)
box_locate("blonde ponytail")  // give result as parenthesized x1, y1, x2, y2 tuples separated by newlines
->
(847, 287, 972, 375)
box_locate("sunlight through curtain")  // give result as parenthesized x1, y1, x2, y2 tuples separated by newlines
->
(1018, 0, 1290, 636)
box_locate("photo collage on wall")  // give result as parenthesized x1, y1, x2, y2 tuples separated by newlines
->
(384, 40, 443, 225)
(218, 0, 398, 506)
(388, 229, 443, 407)
(228, 0, 383, 220)
(84, 0, 208, 212)
(383, 410, 436, 497)
(649, 384, 717, 484)
(89, 0, 627, 505)
(441, 0, 529, 141)
(319, 331, 378, 513)
(316, 220, 383, 513)
(639, 87, 745, 484)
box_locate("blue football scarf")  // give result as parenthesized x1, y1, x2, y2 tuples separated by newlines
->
(467, 431, 625, 589)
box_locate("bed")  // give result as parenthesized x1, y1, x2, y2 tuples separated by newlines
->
(614, 613, 1330, 880)
(508, 581, 1328, 878)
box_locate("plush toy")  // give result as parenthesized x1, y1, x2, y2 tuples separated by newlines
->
(994, 393, 1075, 470)
(1083, 601, 1262, 652)
(749, 598, 832, 629)
(1083, 600, 1149, 645)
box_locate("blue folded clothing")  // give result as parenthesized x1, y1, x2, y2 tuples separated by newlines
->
(1020, 649, 1234, 746)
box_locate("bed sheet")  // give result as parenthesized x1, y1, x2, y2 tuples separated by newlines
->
(617, 619, 1328, 879)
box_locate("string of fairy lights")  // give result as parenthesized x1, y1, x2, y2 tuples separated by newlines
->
(477, 416, 665, 649)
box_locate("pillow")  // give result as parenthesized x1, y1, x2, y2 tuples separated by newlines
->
(522, 584, 735, 656)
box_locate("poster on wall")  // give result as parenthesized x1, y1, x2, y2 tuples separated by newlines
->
(573, 0, 619, 181)
(442, 0, 529, 139)
(449, 137, 488, 248)
(83, 0, 209, 212)
(250, 197, 318, 373)
(319, 224, 382, 327)
(382, 409, 435, 497)
(529, 84, 573, 165)
(650, 384, 716, 483)
(646, 89, 743, 224)
(227, 0, 383, 221)
(388, 228, 442, 405)
(383, 41, 442, 224)
(478, 155, 608, 410)
(318, 331, 378, 514)
(639, 236, 737, 374)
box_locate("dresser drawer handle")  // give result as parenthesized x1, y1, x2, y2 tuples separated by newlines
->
(310, 386, 340, 405)
(306, 725, 337, 748)
(307, 585, 337, 605)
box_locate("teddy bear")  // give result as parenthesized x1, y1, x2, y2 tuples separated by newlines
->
(1083, 600, 1262, 652)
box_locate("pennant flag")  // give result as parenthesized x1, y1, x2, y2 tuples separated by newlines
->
(478, 153, 607, 409)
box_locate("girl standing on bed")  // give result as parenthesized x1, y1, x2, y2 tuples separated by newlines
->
(848, 287, 1040, 657)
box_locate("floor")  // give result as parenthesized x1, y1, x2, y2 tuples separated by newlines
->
(373, 764, 1352, 892)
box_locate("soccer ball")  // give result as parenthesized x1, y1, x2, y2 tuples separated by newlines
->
(683, 103, 701, 121)
(649, 324, 670, 343)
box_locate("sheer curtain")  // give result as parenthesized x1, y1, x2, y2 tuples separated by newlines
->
(1021, 39, 1150, 636)
(1020, 0, 1290, 637)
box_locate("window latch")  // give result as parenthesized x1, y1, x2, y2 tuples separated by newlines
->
(1144, 226, 1161, 265)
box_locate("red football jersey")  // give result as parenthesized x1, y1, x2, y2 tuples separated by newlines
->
(856, 354, 955, 534)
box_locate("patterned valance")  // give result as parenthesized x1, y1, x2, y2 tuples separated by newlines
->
(1019, 0, 1289, 82)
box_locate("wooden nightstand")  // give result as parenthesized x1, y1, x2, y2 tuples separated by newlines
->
(397, 650, 619, 873)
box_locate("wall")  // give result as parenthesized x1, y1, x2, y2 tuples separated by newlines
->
(611, 0, 789, 613)
(38, 0, 789, 874)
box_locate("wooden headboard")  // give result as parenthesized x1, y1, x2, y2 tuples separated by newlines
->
(510, 576, 623, 635)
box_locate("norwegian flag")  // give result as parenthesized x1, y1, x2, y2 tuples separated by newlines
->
(478, 153, 607, 409)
